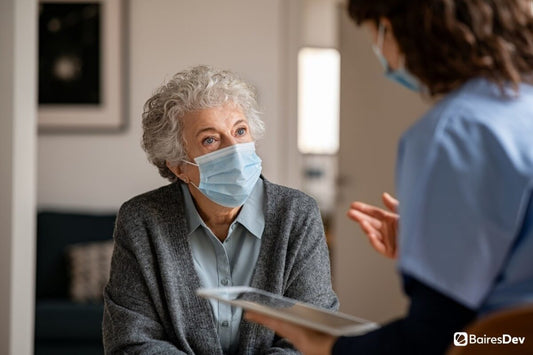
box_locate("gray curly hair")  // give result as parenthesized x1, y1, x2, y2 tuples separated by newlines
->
(141, 65, 265, 182)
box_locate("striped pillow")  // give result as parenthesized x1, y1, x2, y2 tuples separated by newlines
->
(66, 239, 114, 302)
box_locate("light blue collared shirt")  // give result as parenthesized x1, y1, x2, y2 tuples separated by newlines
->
(181, 179, 264, 354)
(397, 78, 533, 313)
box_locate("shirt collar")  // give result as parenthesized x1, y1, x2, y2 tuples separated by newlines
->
(180, 178, 265, 239)
(233, 178, 264, 239)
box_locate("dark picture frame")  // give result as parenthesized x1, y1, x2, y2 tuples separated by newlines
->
(38, 0, 125, 132)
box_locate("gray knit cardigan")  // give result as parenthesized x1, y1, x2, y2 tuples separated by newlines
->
(103, 178, 338, 354)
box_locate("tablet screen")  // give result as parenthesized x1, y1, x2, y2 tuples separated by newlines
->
(197, 286, 378, 336)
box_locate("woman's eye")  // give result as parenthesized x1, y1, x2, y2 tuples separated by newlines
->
(236, 127, 246, 136)
(203, 137, 215, 145)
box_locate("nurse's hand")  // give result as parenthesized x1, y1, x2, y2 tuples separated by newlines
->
(244, 311, 337, 355)
(347, 192, 399, 259)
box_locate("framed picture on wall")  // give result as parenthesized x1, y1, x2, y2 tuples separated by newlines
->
(38, 0, 125, 132)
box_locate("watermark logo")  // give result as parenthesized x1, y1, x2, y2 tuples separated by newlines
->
(454, 332, 468, 346)
(453, 332, 526, 346)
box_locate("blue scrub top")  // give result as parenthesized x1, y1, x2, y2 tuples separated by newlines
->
(396, 78, 533, 313)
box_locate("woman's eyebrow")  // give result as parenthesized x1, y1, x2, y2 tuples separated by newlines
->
(233, 119, 247, 127)
(195, 127, 217, 137)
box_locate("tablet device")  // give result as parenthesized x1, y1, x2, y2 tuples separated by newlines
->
(196, 286, 379, 336)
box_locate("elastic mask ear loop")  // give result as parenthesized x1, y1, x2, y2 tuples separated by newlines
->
(181, 159, 198, 167)
(377, 23, 407, 72)
(179, 159, 198, 185)
(178, 165, 210, 201)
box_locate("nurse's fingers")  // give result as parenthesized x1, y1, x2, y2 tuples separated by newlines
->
(350, 201, 396, 220)
(361, 219, 398, 258)
(359, 219, 383, 241)
(347, 208, 382, 230)
(381, 218, 398, 259)
(382, 192, 399, 213)
(362, 221, 388, 255)
(348, 211, 384, 245)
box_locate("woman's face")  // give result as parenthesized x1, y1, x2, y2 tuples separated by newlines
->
(172, 102, 253, 185)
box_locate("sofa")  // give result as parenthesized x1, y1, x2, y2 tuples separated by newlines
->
(35, 211, 116, 355)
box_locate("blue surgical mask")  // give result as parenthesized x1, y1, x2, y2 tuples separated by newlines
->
(372, 23, 421, 92)
(182, 142, 262, 207)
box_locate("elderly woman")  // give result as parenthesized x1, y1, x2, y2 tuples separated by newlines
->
(102, 65, 338, 354)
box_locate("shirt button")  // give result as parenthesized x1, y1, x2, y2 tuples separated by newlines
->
(221, 320, 229, 327)
(221, 279, 229, 286)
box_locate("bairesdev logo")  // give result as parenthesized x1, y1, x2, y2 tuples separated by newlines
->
(453, 332, 526, 346)
(454, 332, 468, 346)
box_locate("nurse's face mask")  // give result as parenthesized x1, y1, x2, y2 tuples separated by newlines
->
(372, 22, 421, 92)
(182, 141, 262, 208)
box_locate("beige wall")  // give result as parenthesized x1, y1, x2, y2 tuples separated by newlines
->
(37, 0, 295, 211)
(302, 0, 338, 47)
(0, 0, 37, 353)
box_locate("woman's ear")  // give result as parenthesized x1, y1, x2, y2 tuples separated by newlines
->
(166, 161, 189, 183)
(379, 16, 403, 70)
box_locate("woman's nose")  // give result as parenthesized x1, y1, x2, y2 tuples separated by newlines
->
(219, 135, 238, 149)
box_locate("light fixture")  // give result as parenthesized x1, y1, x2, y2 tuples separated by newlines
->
(298, 47, 340, 154)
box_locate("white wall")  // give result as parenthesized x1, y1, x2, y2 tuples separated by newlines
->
(38, 0, 293, 211)
(0, 0, 37, 353)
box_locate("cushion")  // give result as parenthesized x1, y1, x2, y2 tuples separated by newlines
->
(36, 211, 116, 298)
(66, 240, 114, 302)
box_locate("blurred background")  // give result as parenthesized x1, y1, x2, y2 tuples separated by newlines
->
(1, 0, 430, 354)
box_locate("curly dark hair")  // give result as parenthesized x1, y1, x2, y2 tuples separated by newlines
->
(348, 0, 533, 95)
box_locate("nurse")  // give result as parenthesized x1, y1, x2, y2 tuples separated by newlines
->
(246, 0, 533, 353)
